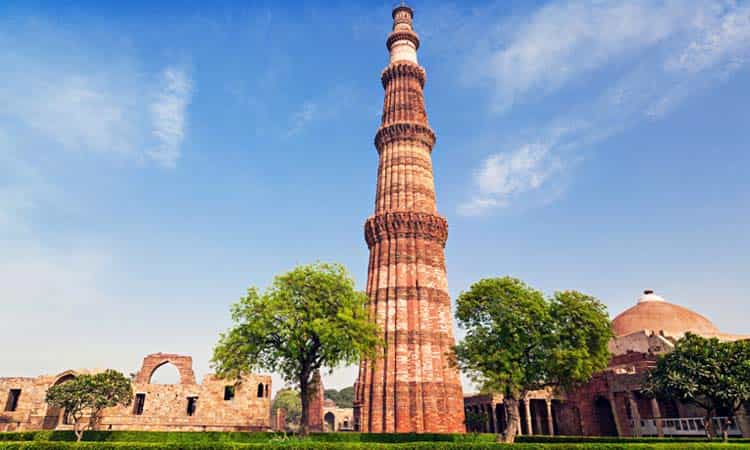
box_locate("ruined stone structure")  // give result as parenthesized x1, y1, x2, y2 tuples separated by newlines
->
(323, 399, 354, 432)
(0, 353, 271, 432)
(353, 4, 465, 433)
(464, 291, 750, 438)
(307, 370, 324, 433)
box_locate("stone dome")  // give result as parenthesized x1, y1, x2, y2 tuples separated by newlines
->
(611, 290, 720, 337)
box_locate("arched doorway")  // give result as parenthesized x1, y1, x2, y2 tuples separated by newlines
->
(324, 412, 335, 431)
(42, 373, 76, 430)
(594, 396, 618, 436)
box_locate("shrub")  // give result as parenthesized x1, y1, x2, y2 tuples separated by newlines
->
(0, 440, 748, 449)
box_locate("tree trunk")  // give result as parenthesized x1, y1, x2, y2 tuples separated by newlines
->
(501, 396, 520, 444)
(74, 420, 84, 443)
(703, 409, 714, 440)
(721, 417, 730, 442)
(299, 375, 309, 436)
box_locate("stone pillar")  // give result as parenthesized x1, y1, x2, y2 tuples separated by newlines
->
(524, 399, 534, 435)
(489, 402, 497, 434)
(516, 403, 523, 436)
(650, 398, 664, 437)
(627, 392, 642, 437)
(609, 393, 623, 437)
(734, 407, 750, 438)
(546, 399, 554, 436)
(274, 408, 286, 432)
(308, 370, 324, 432)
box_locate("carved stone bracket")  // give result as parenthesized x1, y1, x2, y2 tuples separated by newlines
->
(386, 30, 421, 52)
(364, 211, 448, 248)
(381, 61, 426, 88)
(374, 122, 436, 151)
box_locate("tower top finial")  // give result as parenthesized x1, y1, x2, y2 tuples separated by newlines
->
(392, 3, 414, 20)
(387, 3, 419, 63)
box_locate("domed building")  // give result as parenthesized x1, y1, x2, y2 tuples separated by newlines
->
(464, 290, 750, 438)
(612, 290, 719, 338)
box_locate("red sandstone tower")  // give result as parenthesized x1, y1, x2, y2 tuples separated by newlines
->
(353, 5, 465, 433)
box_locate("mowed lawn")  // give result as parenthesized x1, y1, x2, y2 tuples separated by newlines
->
(1, 432, 749, 449)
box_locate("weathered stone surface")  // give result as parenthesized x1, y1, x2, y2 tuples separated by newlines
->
(354, 5, 465, 434)
(307, 370, 324, 432)
(0, 353, 271, 432)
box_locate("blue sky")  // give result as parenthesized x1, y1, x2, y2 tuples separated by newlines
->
(1, 0, 748, 392)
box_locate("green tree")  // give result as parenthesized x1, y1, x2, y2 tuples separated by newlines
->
(273, 388, 302, 430)
(465, 409, 489, 433)
(645, 333, 750, 441)
(324, 386, 354, 408)
(45, 370, 132, 442)
(212, 262, 381, 435)
(453, 277, 612, 443)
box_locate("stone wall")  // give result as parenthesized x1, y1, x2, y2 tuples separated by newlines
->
(0, 353, 271, 432)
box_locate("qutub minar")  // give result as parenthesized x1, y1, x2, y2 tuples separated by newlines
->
(353, 5, 465, 433)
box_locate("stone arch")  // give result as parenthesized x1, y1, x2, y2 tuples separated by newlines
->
(149, 361, 181, 384)
(42, 371, 78, 430)
(133, 353, 196, 385)
(324, 411, 336, 431)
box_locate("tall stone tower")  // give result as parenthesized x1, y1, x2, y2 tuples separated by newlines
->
(353, 5, 465, 433)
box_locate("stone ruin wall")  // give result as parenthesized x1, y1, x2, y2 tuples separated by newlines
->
(0, 353, 271, 432)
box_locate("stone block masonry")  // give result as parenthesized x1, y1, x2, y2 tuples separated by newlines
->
(353, 4, 465, 433)
(0, 353, 271, 432)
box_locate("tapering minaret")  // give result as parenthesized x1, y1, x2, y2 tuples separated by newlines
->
(354, 5, 465, 433)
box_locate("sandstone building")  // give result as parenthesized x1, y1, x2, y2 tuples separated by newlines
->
(353, 4, 465, 433)
(0, 353, 271, 432)
(464, 291, 750, 438)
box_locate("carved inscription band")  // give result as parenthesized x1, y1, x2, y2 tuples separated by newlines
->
(375, 122, 436, 151)
(364, 211, 448, 248)
(381, 61, 426, 88)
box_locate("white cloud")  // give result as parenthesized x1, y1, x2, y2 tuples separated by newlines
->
(284, 85, 359, 136)
(461, 0, 750, 214)
(476, 0, 701, 112)
(286, 101, 319, 136)
(459, 139, 567, 216)
(0, 27, 193, 168)
(666, 3, 750, 74)
(149, 68, 193, 168)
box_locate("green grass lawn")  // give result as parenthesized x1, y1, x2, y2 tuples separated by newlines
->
(0, 432, 748, 449)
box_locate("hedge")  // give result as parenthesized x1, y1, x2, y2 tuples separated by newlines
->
(0, 442, 746, 449)
(1, 431, 748, 444)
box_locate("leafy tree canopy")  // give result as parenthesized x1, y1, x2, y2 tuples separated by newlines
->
(453, 276, 612, 443)
(212, 262, 381, 434)
(645, 333, 750, 440)
(324, 386, 354, 408)
(45, 370, 132, 442)
(272, 388, 302, 429)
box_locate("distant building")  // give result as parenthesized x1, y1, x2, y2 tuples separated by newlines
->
(0, 353, 271, 432)
(323, 399, 353, 432)
(464, 291, 750, 438)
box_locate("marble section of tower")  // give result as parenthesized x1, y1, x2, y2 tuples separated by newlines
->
(353, 5, 465, 433)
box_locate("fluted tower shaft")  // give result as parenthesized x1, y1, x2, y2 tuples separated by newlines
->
(354, 5, 465, 433)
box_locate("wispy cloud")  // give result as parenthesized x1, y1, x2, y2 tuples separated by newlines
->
(284, 86, 359, 136)
(460, 143, 558, 216)
(460, 0, 750, 215)
(286, 101, 320, 136)
(149, 67, 193, 168)
(0, 24, 193, 168)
